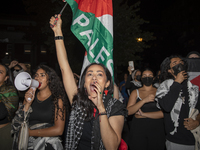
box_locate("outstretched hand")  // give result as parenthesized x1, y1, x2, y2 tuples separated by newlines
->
(49, 14, 62, 35)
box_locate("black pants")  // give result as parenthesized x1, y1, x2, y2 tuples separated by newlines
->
(128, 116, 166, 150)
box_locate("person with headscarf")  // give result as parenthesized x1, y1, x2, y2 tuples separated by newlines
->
(125, 67, 142, 96)
(186, 51, 200, 58)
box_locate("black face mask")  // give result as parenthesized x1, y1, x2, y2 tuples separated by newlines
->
(172, 63, 187, 76)
(141, 77, 154, 86)
(136, 75, 141, 81)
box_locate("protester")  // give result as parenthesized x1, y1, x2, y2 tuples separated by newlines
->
(11, 65, 68, 150)
(186, 51, 200, 58)
(156, 55, 200, 150)
(50, 15, 127, 150)
(127, 68, 165, 150)
(0, 64, 19, 121)
(0, 63, 19, 150)
(119, 73, 129, 106)
(125, 68, 142, 96)
(8, 60, 29, 105)
(125, 68, 142, 131)
(8, 60, 28, 78)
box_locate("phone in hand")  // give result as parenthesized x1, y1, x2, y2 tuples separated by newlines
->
(128, 61, 134, 71)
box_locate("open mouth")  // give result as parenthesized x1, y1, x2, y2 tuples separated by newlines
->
(90, 83, 96, 93)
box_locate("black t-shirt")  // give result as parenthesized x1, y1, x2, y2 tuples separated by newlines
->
(29, 94, 54, 126)
(77, 101, 126, 150)
(0, 102, 9, 125)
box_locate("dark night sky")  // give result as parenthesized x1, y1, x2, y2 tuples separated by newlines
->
(0, 0, 26, 15)
(1, 0, 199, 74)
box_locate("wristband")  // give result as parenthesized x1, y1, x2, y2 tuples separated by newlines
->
(55, 36, 64, 40)
(99, 112, 107, 116)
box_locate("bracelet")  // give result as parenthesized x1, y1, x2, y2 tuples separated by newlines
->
(99, 111, 107, 116)
(97, 111, 107, 122)
(55, 36, 64, 40)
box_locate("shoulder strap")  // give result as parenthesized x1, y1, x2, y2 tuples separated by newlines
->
(136, 89, 139, 98)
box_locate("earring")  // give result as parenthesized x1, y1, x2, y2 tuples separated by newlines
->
(104, 88, 108, 96)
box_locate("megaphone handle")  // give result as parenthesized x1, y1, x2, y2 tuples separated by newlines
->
(27, 87, 36, 101)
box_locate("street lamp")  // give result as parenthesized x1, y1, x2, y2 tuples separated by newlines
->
(136, 38, 143, 42)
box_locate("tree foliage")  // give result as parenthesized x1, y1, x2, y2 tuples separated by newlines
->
(113, 0, 155, 68)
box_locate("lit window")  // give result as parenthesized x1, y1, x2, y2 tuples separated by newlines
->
(24, 45, 31, 54)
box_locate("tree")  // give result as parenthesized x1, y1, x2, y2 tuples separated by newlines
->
(113, 0, 155, 72)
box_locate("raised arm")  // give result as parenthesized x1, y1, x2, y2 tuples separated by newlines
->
(50, 15, 77, 104)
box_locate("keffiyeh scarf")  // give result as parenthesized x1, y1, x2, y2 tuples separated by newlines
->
(155, 79, 199, 135)
(11, 105, 63, 150)
(65, 94, 118, 150)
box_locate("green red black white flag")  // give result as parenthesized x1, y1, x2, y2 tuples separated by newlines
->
(187, 58, 200, 91)
(64, 0, 114, 80)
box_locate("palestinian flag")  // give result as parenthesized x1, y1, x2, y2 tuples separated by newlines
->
(187, 58, 200, 91)
(65, 0, 114, 80)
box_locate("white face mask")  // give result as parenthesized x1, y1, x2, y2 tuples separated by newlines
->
(13, 69, 24, 78)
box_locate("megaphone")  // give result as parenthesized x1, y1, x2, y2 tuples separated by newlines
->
(14, 72, 41, 91)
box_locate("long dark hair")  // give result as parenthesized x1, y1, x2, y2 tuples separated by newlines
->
(35, 65, 69, 121)
(159, 55, 187, 83)
(141, 68, 154, 77)
(72, 63, 114, 120)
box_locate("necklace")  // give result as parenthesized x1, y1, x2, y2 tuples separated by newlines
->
(37, 99, 44, 103)
(36, 92, 52, 103)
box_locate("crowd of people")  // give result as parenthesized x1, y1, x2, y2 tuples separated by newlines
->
(0, 15, 200, 150)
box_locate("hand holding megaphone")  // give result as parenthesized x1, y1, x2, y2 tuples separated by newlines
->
(25, 88, 36, 102)
(14, 72, 41, 101)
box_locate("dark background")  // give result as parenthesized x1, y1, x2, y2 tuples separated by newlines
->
(1, 0, 200, 82)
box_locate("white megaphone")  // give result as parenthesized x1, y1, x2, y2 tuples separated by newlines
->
(14, 72, 41, 100)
